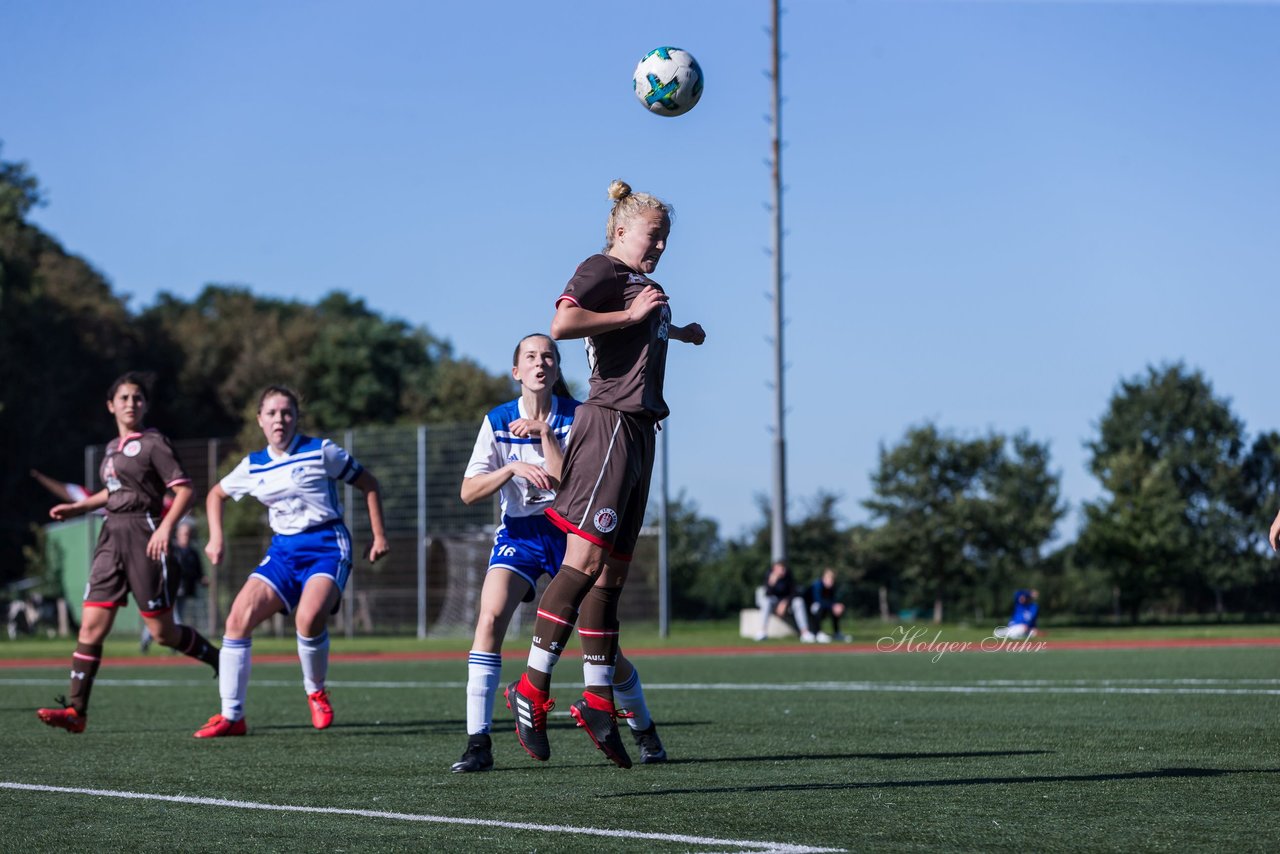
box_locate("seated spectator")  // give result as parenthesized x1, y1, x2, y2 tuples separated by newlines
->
(755, 561, 815, 643)
(805, 568, 849, 642)
(993, 588, 1039, 639)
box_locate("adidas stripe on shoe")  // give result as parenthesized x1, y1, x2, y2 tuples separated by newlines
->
(569, 692, 632, 769)
(506, 674, 554, 761)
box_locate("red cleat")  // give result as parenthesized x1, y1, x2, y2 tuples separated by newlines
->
(569, 691, 633, 769)
(506, 674, 555, 761)
(37, 706, 85, 733)
(193, 714, 247, 739)
(307, 689, 334, 730)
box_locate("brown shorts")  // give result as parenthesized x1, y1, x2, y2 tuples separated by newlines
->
(545, 403, 656, 561)
(84, 514, 179, 616)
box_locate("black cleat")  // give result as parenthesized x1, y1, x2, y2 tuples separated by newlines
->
(569, 693, 632, 769)
(630, 721, 668, 764)
(506, 675, 554, 761)
(450, 733, 494, 773)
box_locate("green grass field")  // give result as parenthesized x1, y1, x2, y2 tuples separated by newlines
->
(2, 633, 1278, 852)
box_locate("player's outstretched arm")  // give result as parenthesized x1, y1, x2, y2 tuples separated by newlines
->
(354, 469, 390, 563)
(670, 322, 706, 345)
(204, 483, 230, 565)
(461, 460, 553, 505)
(48, 488, 109, 521)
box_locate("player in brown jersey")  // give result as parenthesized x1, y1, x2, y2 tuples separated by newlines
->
(507, 180, 705, 768)
(36, 373, 220, 734)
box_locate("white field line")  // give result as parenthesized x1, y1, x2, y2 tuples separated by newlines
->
(3, 677, 1280, 695)
(0, 781, 844, 854)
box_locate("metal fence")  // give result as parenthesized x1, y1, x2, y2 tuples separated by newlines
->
(85, 425, 660, 639)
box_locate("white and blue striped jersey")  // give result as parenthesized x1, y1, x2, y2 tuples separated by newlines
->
(464, 396, 578, 519)
(220, 434, 365, 535)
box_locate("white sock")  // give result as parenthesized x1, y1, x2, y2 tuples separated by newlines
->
(297, 631, 330, 694)
(613, 667, 652, 731)
(220, 637, 252, 721)
(466, 650, 502, 735)
(583, 661, 616, 694)
(527, 642, 561, 676)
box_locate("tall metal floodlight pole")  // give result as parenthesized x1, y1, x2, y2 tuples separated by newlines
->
(769, 0, 788, 564)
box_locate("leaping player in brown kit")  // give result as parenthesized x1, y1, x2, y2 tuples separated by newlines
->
(507, 179, 706, 768)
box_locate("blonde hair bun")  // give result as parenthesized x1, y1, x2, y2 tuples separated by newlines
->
(601, 180, 672, 251)
(608, 179, 632, 201)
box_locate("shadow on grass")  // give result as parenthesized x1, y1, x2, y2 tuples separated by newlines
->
(652, 749, 1054, 767)
(251, 719, 714, 736)
(597, 766, 1280, 798)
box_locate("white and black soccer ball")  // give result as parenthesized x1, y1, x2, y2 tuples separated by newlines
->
(632, 46, 703, 117)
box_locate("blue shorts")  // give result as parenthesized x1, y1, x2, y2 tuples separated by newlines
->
(488, 514, 566, 602)
(250, 520, 353, 614)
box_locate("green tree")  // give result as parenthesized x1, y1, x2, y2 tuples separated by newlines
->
(140, 285, 513, 435)
(973, 433, 1064, 617)
(863, 423, 1063, 623)
(0, 149, 520, 582)
(666, 491, 864, 620)
(1, 147, 144, 580)
(661, 492, 728, 619)
(1077, 452, 1189, 619)
(0, 145, 42, 221)
(1079, 364, 1254, 617)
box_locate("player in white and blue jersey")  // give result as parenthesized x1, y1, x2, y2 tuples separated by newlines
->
(194, 385, 389, 739)
(450, 334, 665, 772)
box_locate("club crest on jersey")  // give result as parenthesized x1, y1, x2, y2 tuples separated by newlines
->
(290, 466, 310, 484)
(626, 273, 647, 284)
(593, 508, 618, 533)
(122, 440, 142, 457)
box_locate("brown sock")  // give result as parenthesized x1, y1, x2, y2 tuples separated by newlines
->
(171, 625, 220, 671)
(527, 565, 597, 693)
(578, 584, 623, 706)
(68, 642, 104, 715)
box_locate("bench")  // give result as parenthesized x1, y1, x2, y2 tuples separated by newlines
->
(738, 608, 799, 640)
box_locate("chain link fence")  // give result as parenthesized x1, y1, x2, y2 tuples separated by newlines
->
(85, 425, 660, 639)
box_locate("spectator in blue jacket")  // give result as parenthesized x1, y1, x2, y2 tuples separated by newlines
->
(994, 588, 1039, 639)
(804, 568, 849, 643)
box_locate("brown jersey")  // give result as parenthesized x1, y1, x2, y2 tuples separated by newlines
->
(100, 429, 190, 516)
(557, 254, 672, 419)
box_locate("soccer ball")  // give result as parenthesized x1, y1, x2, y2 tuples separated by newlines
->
(632, 46, 703, 117)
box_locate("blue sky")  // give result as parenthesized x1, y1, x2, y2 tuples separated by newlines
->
(3, 0, 1277, 542)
